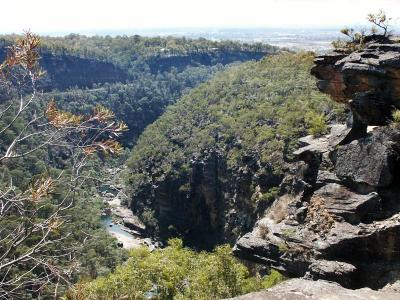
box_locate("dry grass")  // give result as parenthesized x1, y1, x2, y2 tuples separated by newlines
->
(256, 220, 270, 239)
(266, 194, 294, 223)
(306, 196, 335, 234)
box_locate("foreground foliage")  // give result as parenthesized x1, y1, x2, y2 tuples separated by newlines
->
(0, 33, 128, 298)
(67, 239, 285, 300)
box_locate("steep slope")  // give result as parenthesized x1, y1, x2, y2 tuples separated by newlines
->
(1, 35, 274, 145)
(125, 53, 344, 249)
(234, 38, 400, 290)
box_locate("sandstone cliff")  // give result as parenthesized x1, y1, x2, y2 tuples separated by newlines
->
(234, 37, 400, 290)
(0, 48, 128, 91)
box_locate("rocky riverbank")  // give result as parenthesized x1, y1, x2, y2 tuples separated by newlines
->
(100, 167, 158, 250)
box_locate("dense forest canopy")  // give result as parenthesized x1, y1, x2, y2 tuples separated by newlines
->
(0, 34, 279, 77)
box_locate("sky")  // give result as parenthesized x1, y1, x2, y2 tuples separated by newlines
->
(1, 0, 399, 34)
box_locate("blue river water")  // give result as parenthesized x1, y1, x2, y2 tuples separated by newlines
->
(101, 215, 136, 239)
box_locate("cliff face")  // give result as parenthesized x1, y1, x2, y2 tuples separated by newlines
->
(38, 52, 128, 90)
(148, 51, 267, 73)
(0, 48, 128, 91)
(1, 47, 267, 93)
(130, 150, 274, 249)
(234, 39, 400, 290)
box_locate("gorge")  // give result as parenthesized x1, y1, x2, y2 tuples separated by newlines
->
(2, 17, 400, 299)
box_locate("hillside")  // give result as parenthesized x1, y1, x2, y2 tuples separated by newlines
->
(125, 52, 345, 249)
(0, 34, 275, 145)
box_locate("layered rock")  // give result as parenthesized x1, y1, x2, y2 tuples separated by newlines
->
(234, 38, 400, 290)
(311, 39, 400, 134)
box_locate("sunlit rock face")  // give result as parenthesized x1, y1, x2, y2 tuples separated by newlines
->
(311, 40, 400, 127)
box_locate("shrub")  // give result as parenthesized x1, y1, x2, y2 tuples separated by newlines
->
(332, 11, 392, 52)
(66, 239, 286, 299)
(392, 109, 400, 124)
(257, 221, 270, 239)
(258, 187, 279, 204)
(305, 112, 328, 137)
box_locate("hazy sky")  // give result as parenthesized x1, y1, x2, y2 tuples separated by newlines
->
(2, 0, 399, 34)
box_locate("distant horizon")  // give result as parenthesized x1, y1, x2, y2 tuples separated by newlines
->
(2, 25, 399, 38)
(2, 0, 399, 35)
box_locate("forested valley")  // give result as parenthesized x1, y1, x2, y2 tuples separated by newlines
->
(0, 33, 281, 299)
(1, 0, 400, 296)
(2, 12, 400, 299)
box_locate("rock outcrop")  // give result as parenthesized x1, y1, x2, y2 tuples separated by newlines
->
(311, 39, 400, 138)
(227, 278, 400, 300)
(234, 38, 400, 290)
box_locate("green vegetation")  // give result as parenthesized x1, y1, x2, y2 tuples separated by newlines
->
(305, 111, 328, 137)
(0, 33, 278, 298)
(36, 34, 277, 73)
(257, 187, 280, 205)
(128, 52, 343, 178)
(332, 10, 392, 52)
(1, 33, 345, 299)
(126, 53, 345, 240)
(67, 239, 285, 300)
(1, 34, 273, 146)
(0, 34, 130, 298)
(44, 65, 226, 146)
(392, 109, 400, 125)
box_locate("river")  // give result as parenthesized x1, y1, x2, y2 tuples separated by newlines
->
(101, 216, 145, 249)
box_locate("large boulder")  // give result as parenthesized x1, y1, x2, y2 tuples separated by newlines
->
(334, 129, 398, 189)
(311, 183, 382, 224)
(306, 260, 357, 287)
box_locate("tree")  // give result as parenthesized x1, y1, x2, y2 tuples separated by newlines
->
(367, 10, 392, 36)
(0, 32, 127, 298)
(332, 10, 392, 52)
